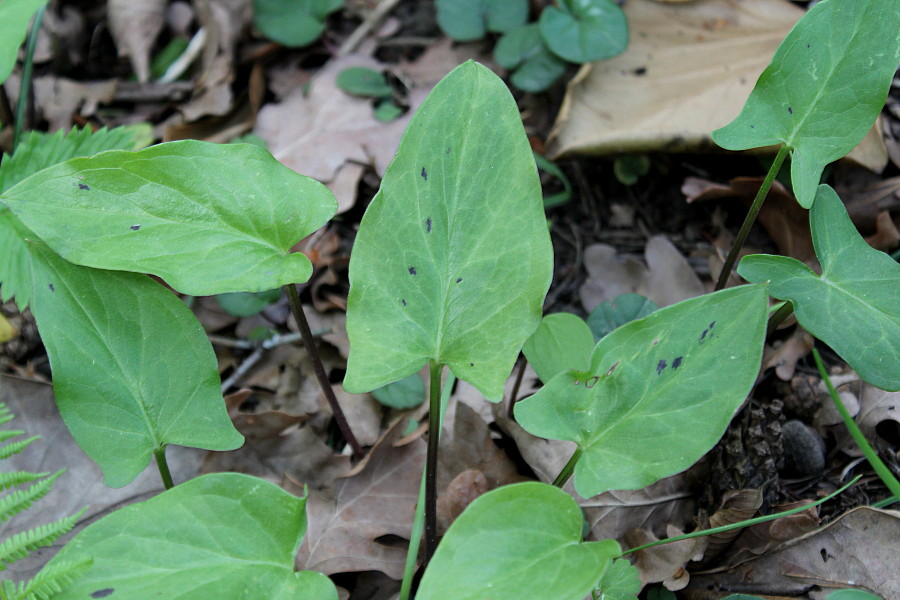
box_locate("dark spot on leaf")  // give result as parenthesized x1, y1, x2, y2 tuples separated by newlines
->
(130, 225, 141, 231)
(585, 376, 600, 389)
(48, 283, 55, 292)
(749, 124, 755, 128)
(633, 67, 646, 76)
(806, 43, 810, 48)
(426, 218, 432, 233)
(469, 362, 474, 367)
(78, 183, 90, 190)
(402, 299, 407, 307)
(421, 167, 428, 181)
(699, 321, 716, 343)
(445, 147, 451, 155)
(91, 590, 115, 598)
(788, 106, 793, 115)
(606, 361, 619, 376)
(408, 267, 416, 275)
(656, 359, 667, 375)
(456, 277, 462, 283)
(652, 339, 660, 346)
(672, 356, 683, 369)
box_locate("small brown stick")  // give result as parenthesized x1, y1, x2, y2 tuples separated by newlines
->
(284, 284, 363, 459)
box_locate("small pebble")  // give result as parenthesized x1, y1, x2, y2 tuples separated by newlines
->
(781, 419, 826, 477)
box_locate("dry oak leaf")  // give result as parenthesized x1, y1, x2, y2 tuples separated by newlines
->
(296, 422, 425, 579)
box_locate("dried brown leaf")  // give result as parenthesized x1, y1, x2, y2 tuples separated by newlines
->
(627, 524, 706, 591)
(107, 0, 166, 83)
(763, 328, 815, 381)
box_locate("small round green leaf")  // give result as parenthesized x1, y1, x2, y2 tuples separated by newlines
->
(371, 372, 425, 410)
(436, 0, 528, 41)
(336, 67, 393, 98)
(712, 0, 900, 208)
(417, 482, 621, 600)
(515, 285, 768, 497)
(494, 24, 568, 93)
(523, 312, 594, 384)
(738, 185, 900, 391)
(216, 288, 282, 317)
(539, 0, 628, 64)
(253, 0, 343, 47)
(1, 141, 338, 296)
(587, 293, 659, 341)
(43, 473, 338, 600)
(373, 99, 404, 122)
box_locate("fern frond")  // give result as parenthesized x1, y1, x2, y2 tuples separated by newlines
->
(0, 405, 12, 427)
(0, 431, 25, 445)
(0, 437, 40, 462)
(0, 471, 62, 522)
(0, 473, 47, 492)
(1, 557, 93, 600)
(0, 508, 85, 570)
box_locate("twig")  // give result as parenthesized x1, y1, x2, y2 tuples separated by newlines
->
(159, 27, 207, 83)
(220, 347, 263, 393)
(338, 0, 403, 56)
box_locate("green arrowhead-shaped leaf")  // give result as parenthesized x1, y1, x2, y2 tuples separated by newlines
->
(43, 473, 338, 600)
(494, 24, 568, 93)
(523, 312, 594, 384)
(28, 245, 242, 487)
(0, 0, 46, 85)
(417, 482, 620, 600)
(712, 0, 900, 208)
(436, 0, 529, 41)
(738, 185, 900, 391)
(587, 293, 658, 342)
(515, 285, 768, 497)
(538, 0, 628, 64)
(1, 140, 337, 295)
(0, 126, 150, 309)
(344, 61, 553, 401)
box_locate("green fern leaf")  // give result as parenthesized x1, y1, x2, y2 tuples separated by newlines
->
(0, 438, 39, 462)
(0, 471, 61, 522)
(0, 508, 85, 570)
(1, 556, 92, 600)
(0, 405, 11, 427)
(0, 431, 25, 445)
(0, 472, 47, 492)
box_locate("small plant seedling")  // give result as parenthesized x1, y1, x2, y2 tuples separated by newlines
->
(435, 0, 528, 42)
(493, 24, 568, 93)
(613, 155, 650, 186)
(537, 0, 628, 64)
(336, 67, 405, 122)
(216, 288, 283, 317)
(253, 0, 344, 48)
(371, 372, 426, 410)
(586, 293, 658, 341)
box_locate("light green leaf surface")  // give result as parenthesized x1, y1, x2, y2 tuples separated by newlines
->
(523, 312, 594, 384)
(712, 0, 900, 208)
(336, 67, 392, 98)
(417, 482, 620, 600)
(0, 0, 46, 85)
(0, 126, 150, 309)
(344, 61, 553, 400)
(494, 24, 568, 93)
(371, 372, 425, 410)
(596, 558, 641, 600)
(44, 473, 338, 600)
(252, 0, 343, 47)
(587, 293, 658, 342)
(435, 0, 529, 41)
(28, 244, 242, 487)
(1, 140, 338, 295)
(216, 288, 282, 317)
(738, 185, 900, 391)
(538, 0, 628, 64)
(515, 285, 767, 497)
(826, 590, 882, 600)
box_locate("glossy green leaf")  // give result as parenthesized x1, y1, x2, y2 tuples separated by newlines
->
(435, 0, 529, 41)
(523, 312, 594, 384)
(0, 126, 152, 309)
(1, 140, 338, 296)
(336, 67, 392, 98)
(43, 473, 338, 600)
(216, 288, 282, 317)
(253, 0, 343, 47)
(712, 0, 900, 208)
(515, 285, 768, 497)
(28, 245, 243, 487)
(0, 0, 46, 85)
(344, 61, 553, 401)
(538, 0, 628, 64)
(417, 482, 620, 600)
(371, 372, 425, 410)
(738, 185, 900, 391)
(587, 293, 659, 342)
(596, 558, 641, 600)
(494, 24, 568, 93)
(826, 590, 882, 600)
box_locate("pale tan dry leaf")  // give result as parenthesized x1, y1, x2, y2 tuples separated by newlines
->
(0, 376, 203, 580)
(853, 384, 900, 453)
(399, 38, 496, 89)
(627, 524, 706, 591)
(331, 385, 382, 447)
(296, 423, 425, 578)
(763, 328, 815, 381)
(703, 489, 763, 558)
(436, 469, 489, 534)
(32, 77, 116, 131)
(580, 235, 704, 311)
(688, 507, 900, 597)
(865, 210, 900, 252)
(107, 0, 166, 83)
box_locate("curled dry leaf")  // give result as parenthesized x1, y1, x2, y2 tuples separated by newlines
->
(580, 235, 704, 312)
(851, 384, 900, 455)
(626, 524, 706, 591)
(702, 489, 762, 559)
(107, 0, 166, 83)
(763, 327, 815, 381)
(436, 469, 489, 534)
(296, 422, 425, 579)
(32, 77, 116, 131)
